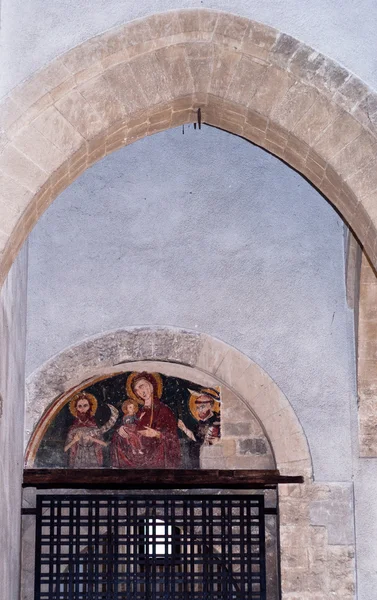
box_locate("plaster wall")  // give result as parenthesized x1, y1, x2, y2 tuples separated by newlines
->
(0, 246, 28, 600)
(26, 125, 356, 484)
(1, 1, 377, 98)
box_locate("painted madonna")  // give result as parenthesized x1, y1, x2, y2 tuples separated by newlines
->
(28, 369, 222, 469)
(111, 372, 181, 468)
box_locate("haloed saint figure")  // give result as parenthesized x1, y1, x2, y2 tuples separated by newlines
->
(64, 392, 108, 468)
(30, 370, 222, 469)
(111, 372, 181, 468)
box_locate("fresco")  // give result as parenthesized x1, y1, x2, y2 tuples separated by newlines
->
(33, 371, 221, 469)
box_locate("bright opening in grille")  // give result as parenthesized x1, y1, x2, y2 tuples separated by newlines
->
(147, 519, 173, 555)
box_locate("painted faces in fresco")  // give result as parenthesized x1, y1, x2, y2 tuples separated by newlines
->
(64, 393, 118, 468)
(30, 370, 222, 469)
(178, 390, 221, 448)
(64, 393, 107, 468)
(111, 372, 181, 468)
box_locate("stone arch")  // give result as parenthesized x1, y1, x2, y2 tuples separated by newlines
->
(1, 9, 377, 285)
(25, 327, 312, 479)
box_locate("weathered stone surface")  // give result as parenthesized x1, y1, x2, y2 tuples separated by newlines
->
(13, 126, 65, 173)
(271, 33, 301, 69)
(0, 249, 28, 600)
(314, 111, 362, 161)
(0, 9, 377, 285)
(55, 90, 105, 140)
(310, 484, 354, 545)
(238, 438, 267, 455)
(222, 422, 254, 437)
(32, 106, 84, 157)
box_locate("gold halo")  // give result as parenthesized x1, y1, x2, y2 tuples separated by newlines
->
(126, 372, 163, 404)
(122, 398, 139, 414)
(189, 390, 221, 421)
(69, 392, 98, 417)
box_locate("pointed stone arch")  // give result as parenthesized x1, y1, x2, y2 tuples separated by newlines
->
(1, 9, 377, 285)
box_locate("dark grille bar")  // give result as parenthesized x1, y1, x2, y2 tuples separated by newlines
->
(35, 494, 267, 600)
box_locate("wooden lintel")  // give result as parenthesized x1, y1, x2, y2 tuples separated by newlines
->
(23, 469, 304, 489)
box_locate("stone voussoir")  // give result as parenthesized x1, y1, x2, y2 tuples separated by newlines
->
(1, 8, 377, 286)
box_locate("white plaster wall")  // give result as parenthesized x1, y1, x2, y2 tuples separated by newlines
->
(1, 1, 377, 98)
(0, 246, 28, 600)
(26, 125, 356, 484)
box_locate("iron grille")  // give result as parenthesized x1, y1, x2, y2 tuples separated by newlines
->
(35, 494, 267, 600)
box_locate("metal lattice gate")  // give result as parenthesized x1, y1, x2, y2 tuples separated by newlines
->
(35, 494, 267, 600)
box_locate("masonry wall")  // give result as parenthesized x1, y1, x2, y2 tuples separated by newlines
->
(24, 124, 365, 597)
(0, 246, 28, 600)
(26, 126, 356, 484)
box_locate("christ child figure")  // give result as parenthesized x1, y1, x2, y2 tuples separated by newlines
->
(118, 399, 144, 455)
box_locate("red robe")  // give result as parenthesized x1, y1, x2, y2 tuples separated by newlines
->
(111, 400, 181, 469)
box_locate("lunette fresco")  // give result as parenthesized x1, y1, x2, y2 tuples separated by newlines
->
(33, 371, 222, 469)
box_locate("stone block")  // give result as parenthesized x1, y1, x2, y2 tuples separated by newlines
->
(13, 126, 65, 173)
(213, 13, 248, 46)
(336, 75, 369, 108)
(0, 96, 24, 134)
(62, 37, 108, 75)
(200, 444, 225, 460)
(270, 33, 301, 69)
(310, 484, 354, 545)
(314, 111, 362, 162)
(147, 11, 182, 39)
(245, 110, 268, 132)
(177, 9, 200, 33)
(327, 545, 355, 597)
(209, 46, 242, 98)
(0, 198, 22, 236)
(104, 63, 148, 114)
(198, 10, 218, 33)
(32, 106, 84, 158)
(278, 458, 313, 479)
(353, 92, 377, 135)
(331, 130, 377, 179)
(0, 172, 34, 207)
(225, 56, 267, 108)
(195, 335, 228, 374)
(186, 43, 215, 95)
(292, 94, 339, 146)
(279, 497, 310, 526)
(56, 89, 105, 140)
(313, 57, 350, 95)
(79, 74, 125, 124)
(237, 438, 267, 455)
(288, 45, 325, 83)
(272, 81, 318, 131)
(251, 66, 293, 116)
(242, 20, 277, 52)
(214, 348, 252, 390)
(0, 144, 46, 193)
(348, 161, 377, 200)
(222, 422, 253, 437)
(225, 454, 274, 470)
(220, 439, 236, 458)
(155, 45, 194, 99)
(280, 525, 310, 569)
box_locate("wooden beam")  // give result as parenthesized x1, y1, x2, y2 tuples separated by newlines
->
(23, 469, 304, 489)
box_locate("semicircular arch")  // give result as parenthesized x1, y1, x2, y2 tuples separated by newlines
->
(25, 327, 312, 479)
